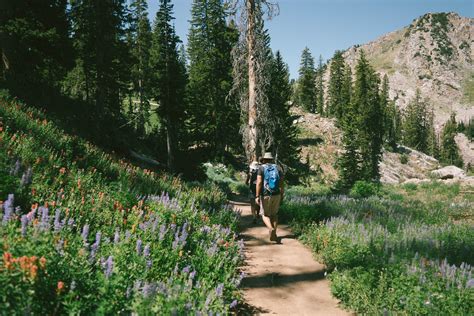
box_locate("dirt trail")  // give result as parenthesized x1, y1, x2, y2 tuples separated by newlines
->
(230, 200, 349, 316)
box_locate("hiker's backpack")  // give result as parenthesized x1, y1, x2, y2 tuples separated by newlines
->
(263, 164, 280, 195)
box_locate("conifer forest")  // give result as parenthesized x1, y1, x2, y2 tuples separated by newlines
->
(0, 1, 472, 314)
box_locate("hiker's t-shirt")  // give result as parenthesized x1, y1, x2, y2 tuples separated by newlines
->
(257, 164, 283, 196)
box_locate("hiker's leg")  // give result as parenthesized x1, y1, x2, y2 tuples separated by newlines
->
(260, 196, 274, 231)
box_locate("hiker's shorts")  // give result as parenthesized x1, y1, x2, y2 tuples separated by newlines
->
(260, 195, 281, 218)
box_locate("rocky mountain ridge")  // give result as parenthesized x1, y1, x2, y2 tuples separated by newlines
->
(341, 12, 473, 129)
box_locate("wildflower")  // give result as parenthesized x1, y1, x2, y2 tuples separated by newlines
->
(104, 256, 114, 279)
(21, 215, 28, 236)
(467, 279, 474, 289)
(114, 230, 120, 244)
(20, 168, 33, 186)
(2, 194, 14, 224)
(70, 281, 76, 291)
(216, 283, 224, 296)
(182, 266, 190, 274)
(136, 239, 142, 256)
(143, 244, 150, 257)
(190, 270, 196, 280)
(146, 260, 153, 270)
(54, 209, 62, 233)
(39, 257, 46, 269)
(81, 224, 90, 243)
(57, 281, 65, 294)
(159, 224, 167, 241)
(230, 300, 238, 309)
(10, 160, 21, 176)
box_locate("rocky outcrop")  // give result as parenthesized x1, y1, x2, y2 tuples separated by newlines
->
(340, 13, 473, 130)
(455, 133, 474, 167)
(431, 165, 466, 179)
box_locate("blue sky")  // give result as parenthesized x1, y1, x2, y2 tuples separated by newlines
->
(148, 0, 473, 79)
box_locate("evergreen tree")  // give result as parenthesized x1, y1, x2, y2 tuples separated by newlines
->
(67, 0, 129, 122)
(385, 100, 402, 151)
(327, 50, 347, 120)
(340, 65, 352, 121)
(268, 51, 299, 178)
(296, 47, 316, 112)
(426, 108, 439, 159)
(0, 1, 71, 102)
(128, 0, 153, 136)
(353, 51, 383, 181)
(149, 0, 186, 172)
(440, 113, 463, 167)
(402, 89, 431, 153)
(315, 55, 325, 115)
(186, 0, 239, 160)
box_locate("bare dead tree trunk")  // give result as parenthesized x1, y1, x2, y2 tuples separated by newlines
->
(247, 0, 259, 162)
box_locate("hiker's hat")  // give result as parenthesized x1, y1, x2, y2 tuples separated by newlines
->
(250, 161, 259, 170)
(262, 152, 274, 160)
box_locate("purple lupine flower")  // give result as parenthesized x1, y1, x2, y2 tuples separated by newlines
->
(67, 218, 74, 227)
(14, 206, 21, 215)
(172, 230, 180, 249)
(21, 215, 28, 236)
(10, 160, 21, 176)
(104, 256, 114, 279)
(54, 209, 62, 233)
(136, 239, 142, 255)
(56, 239, 64, 254)
(189, 270, 196, 279)
(216, 283, 224, 296)
(142, 282, 156, 298)
(230, 300, 238, 309)
(159, 224, 167, 241)
(114, 230, 120, 244)
(2, 194, 14, 224)
(143, 244, 150, 257)
(146, 260, 153, 270)
(81, 224, 90, 243)
(467, 279, 474, 288)
(20, 167, 33, 186)
(94, 232, 101, 246)
(125, 230, 131, 241)
(182, 266, 190, 274)
(39, 207, 50, 231)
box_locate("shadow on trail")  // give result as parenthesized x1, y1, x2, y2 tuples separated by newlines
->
(242, 270, 326, 288)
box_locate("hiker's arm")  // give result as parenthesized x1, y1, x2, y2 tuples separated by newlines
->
(280, 175, 284, 201)
(255, 175, 263, 201)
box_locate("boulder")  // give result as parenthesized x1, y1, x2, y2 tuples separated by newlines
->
(431, 166, 466, 180)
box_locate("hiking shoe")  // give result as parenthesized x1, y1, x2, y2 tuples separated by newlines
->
(270, 229, 277, 242)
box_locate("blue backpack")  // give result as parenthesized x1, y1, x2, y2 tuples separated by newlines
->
(263, 164, 280, 195)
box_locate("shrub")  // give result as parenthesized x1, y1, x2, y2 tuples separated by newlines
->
(350, 181, 379, 198)
(400, 153, 409, 164)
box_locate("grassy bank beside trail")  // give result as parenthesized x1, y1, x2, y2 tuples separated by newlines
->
(280, 183, 474, 314)
(0, 95, 243, 314)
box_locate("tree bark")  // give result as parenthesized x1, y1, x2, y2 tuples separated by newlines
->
(247, 0, 259, 162)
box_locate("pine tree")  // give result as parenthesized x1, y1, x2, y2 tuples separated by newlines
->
(187, 0, 239, 161)
(327, 50, 347, 120)
(315, 55, 325, 115)
(296, 47, 316, 112)
(268, 51, 299, 178)
(128, 0, 153, 136)
(340, 66, 352, 121)
(0, 1, 71, 101)
(150, 0, 186, 172)
(402, 89, 431, 153)
(385, 100, 402, 151)
(426, 108, 439, 159)
(353, 51, 383, 182)
(440, 113, 463, 167)
(67, 0, 129, 122)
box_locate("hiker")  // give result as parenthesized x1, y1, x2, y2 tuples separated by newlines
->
(245, 160, 261, 223)
(255, 152, 284, 242)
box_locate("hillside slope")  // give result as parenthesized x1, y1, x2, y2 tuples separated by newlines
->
(292, 107, 474, 185)
(0, 95, 241, 313)
(341, 12, 473, 129)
